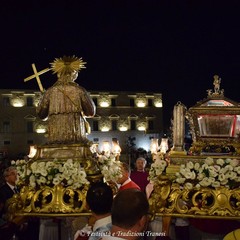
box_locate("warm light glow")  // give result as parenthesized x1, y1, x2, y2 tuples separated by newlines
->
(118, 120, 128, 131)
(11, 99, 25, 107)
(119, 126, 128, 131)
(99, 101, 110, 107)
(102, 141, 111, 153)
(136, 95, 147, 107)
(99, 94, 111, 107)
(28, 145, 37, 159)
(10, 95, 25, 107)
(150, 138, 159, 154)
(136, 101, 146, 107)
(35, 123, 47, 133)
(112, 141, 121, 154)
(101, 126, 110, 132)
(154, 100, 163, 107)
(36, 128, 46, 133)
(153, 94, 163, 108)
(160, 137, 168, 154)
(137, 125, 146, 131)
(90, 143, 99, 153)
(137, 119, 147, 131)
(99, 118, 111, 132)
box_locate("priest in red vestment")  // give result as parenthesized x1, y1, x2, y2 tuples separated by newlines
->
(130, 157, 149, 193)
(117, 162, 140, 191)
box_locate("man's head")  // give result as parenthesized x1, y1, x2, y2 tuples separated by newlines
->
(116, 162, 130, 185)
(111, 189, 149, 233)
(86, 181, 113, 215)
(3, 166, 17, 186)
(135, 157, 147, 171)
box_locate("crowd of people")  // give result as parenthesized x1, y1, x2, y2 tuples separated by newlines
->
(0, 157, 240, 240)
(73, 156, 182, 240)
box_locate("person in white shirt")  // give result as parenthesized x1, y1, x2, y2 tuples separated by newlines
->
(74, 182, 113, 240)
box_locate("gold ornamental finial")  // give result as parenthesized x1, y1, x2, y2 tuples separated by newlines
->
(50, 55, 86, 75)
(213, 74, 221, 93)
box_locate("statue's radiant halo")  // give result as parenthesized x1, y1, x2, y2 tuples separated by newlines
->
(50, 55, 86, 75)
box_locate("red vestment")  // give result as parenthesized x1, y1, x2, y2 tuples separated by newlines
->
(118, 180, 140, 191)
(130, 170, 149, 193)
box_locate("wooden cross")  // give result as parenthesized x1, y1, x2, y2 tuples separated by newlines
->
(24, 63, 50, 92)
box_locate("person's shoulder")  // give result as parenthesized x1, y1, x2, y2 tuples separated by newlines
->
(129, 180, 141, 189)
(96, 222, 112, 230)
(0, 183, 9, 191)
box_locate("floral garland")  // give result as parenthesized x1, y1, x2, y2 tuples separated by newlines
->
(148, 154, 168, 182)
(12, 159, 89, 189)
(95, 152, 122, 182)
(11, 155, 122, 190)
(175, 157, 240, 189)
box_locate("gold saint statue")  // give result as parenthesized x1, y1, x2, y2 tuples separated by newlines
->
(36, 56, 96, 144)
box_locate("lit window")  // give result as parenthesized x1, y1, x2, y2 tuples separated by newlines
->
(99, 118, 111, 132)
(35, 123, 47, 133)
(135, 94, 147, 107)
(99, 94, 111, 107)
(137, 120, 147, 131)
(153, 95, 163, 107)
(10, 95, 25, 107)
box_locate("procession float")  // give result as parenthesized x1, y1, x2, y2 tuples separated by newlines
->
(148, 75, 240, 236)
(6, 56, 240, 238)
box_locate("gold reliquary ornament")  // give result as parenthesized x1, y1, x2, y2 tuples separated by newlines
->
(148, 76, 240, 231)
(186, 75, 240, 156)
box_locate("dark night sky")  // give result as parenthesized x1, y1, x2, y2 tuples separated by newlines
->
(1, 0, 240, 129)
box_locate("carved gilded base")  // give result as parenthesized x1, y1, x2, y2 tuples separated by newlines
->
(6, 184, 91, 218)
(7, 143, 104, 218)
(189, 141, 240, 156)
(149, 176, 240, 219)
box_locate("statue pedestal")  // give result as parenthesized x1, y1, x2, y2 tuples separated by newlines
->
(31, 143, 101, 177)
(34, 143, 92, 161)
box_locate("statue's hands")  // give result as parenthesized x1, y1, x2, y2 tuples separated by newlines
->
(37, 90, 45, 105)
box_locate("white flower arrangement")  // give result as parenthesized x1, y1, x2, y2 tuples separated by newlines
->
(96, 153, 122, 182)
(175, 157, 240, 190)
(148, 154, 168, 182)
(11, 153, 122, 189)
(11, 159, 89, 189)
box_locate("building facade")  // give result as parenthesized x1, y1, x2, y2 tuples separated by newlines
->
(0, 89, 163, 161)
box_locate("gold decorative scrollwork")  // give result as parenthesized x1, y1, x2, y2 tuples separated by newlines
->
(6, 184, 89, 217)
(149, 178, 240, 219)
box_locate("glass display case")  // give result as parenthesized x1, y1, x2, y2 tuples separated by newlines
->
(186, 76, 240, 155)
